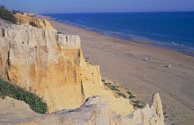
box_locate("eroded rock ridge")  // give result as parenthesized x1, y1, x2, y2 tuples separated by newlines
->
(2, 94, 164, 125)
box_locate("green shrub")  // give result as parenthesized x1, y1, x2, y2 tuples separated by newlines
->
(57, 31, 63, 34)
(129, 95, 136, 99)
(127, 91, 132, 95)
(104, 83, 120, 91)
(29, 22, 38, 28)
(102, 79, 105, 82)
(117, 92, 126, 98)
(126, 91, 136, 99)
(109, 86, 120, 91)
(132, 100, 144, 108)
(133, 103, 144, 108)
(132, 100, 140, 104)
(0, 5, 17, 24)
(0, 79, 47, 114)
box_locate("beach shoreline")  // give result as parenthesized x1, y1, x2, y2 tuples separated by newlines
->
(42, 13, 194, 57)
(55, 19, 194, 57)
(46, 18, 194, 124)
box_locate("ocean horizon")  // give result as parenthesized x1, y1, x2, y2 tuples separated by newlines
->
(43, 12, 194, 56)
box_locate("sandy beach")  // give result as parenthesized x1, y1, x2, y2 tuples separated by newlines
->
(50, 20, 194, 124)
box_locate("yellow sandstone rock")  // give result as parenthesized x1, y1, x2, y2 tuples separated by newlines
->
(13, 13, 56, 31)
(0, 23, 133, 115)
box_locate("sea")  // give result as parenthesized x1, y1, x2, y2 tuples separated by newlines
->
(43, 12, 194, 56)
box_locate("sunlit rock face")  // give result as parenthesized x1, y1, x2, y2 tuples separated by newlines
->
(0, 23, 133, 115)
(13, 13, 56, 31)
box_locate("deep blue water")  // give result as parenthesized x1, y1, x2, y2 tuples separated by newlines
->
(43, 12, 194, 56)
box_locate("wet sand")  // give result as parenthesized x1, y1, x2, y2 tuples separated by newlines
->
(50, 20, 194, 125)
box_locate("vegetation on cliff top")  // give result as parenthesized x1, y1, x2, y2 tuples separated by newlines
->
(0, 79, 47, 114)
(0, 5, 17, 24)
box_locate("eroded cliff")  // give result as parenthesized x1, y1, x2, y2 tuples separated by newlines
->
(0, 21, 133, 115)
(1, 94, 164, 125)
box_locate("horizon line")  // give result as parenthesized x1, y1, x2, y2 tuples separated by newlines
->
(40, 10, 194, 14)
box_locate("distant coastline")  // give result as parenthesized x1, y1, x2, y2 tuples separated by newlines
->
(43, 12, 194, 56)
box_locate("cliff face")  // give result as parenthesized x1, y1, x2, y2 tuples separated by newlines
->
(3, 94, 164, 125)
(0, 23, 133, 115)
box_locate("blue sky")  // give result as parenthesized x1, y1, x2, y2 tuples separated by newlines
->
(0, 0, 194, 13)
